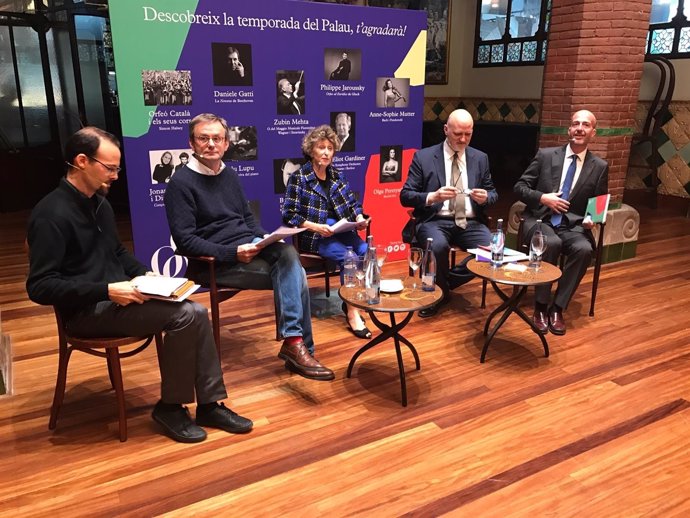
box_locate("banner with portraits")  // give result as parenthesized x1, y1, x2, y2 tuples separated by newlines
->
(109, 0, 426, 275)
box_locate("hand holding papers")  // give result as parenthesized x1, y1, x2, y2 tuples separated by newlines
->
(254, 226, 305, 247)
(131, 276, 199, 302)
(328, 218, 360, 234)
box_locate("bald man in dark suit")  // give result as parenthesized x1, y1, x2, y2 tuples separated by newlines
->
(514, 109, 609, 335)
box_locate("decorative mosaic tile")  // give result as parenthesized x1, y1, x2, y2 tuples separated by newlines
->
(432, 101, 444, 117)
(662, 117, 690, 149)
(523, 103, 537, 121)
(658, 139, 677, 162)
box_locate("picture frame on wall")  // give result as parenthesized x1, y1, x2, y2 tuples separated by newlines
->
(366, 0, 451, 85)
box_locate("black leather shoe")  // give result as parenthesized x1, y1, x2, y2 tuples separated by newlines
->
(549, 307, 566, 335)
(196, 402, 253, 434)
(418, 293, 450, 318)
(152, 401, 207, 443)
(532, 308, 549, 334)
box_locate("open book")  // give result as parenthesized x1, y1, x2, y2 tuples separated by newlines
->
(254, 226, 305, 247)
(585, 193, 611, 223)
(131, 276, 199, 302)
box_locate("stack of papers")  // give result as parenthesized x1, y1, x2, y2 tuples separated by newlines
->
(468, 247, 529, 263)
(131, 276, 199, 302)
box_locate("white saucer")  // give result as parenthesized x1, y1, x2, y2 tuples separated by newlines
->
(380, 279, 404, 293)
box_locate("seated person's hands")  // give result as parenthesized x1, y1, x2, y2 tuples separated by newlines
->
(428, 186, 459, 205)
(582, 215, 594, 230)
(355, 214, 370, 230)
(237, 242, 261, 263)
(469, 188, 488, 205)
(540, 191, 570, 214)
(108, 281, 149, 306)
(313, 223, 334, 237)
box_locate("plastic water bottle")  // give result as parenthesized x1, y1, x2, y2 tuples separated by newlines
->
(491, 218, 505, 269)
(421, 237, 436, 292)
(365, 246, 381, 304)
(343, 246, 358, 288)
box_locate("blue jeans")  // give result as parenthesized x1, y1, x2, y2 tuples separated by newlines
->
(317, 230, 368, 284)
(206, 242, 315, 354)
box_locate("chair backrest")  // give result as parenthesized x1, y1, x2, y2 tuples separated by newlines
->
(642, 56, 675, 138)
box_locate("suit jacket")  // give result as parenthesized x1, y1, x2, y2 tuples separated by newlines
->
(514, 145, 609, 227)
(277, 93, 303, 115)
(339, 134, 354, 152)
(400, 143, 497, 230)
(330, 58, 351, 80)
(282, 162, 363, 253)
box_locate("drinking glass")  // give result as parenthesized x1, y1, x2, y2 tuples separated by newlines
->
(529, 233, 547, 271)
(354, 258, 366, 300)
(377, 245, 388, 269)
(408, 247, 423, 290)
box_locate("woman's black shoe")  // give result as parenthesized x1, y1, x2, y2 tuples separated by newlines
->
(345, 316, 372, 339)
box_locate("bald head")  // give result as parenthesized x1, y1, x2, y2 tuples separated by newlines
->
(444, 109, 474, 154)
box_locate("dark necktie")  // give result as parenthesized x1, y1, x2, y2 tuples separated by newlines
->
(551, 154, 577, 227)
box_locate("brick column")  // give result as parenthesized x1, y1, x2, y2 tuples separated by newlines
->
(539, 0, 652, 203)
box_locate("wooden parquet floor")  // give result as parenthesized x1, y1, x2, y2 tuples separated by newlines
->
(1, 203, 690, 517)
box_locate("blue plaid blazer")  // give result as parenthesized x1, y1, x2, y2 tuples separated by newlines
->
(282, 161, 363, 253)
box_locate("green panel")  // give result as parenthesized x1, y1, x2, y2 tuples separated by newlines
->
(109, 1, 198, 137)
(540, 126, 634, 137)
(621, 241, 637, 261)
(602, 243, 622, 264)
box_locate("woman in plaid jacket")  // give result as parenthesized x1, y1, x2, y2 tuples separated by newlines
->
(283, 125, 371, 339)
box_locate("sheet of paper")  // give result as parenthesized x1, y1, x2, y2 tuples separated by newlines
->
(328, 218, 360, 234)
(255, 226, 305, 247)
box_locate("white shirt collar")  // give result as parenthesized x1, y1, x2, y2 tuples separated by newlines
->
(186, 154, 226, 176)
(565, 144, 586, 163)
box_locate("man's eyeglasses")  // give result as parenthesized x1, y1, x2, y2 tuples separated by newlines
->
(88, 156, 121, 174)
(194, 135, 226, 145)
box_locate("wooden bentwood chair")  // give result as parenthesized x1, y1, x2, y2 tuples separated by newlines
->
(49, 308, 162, 442)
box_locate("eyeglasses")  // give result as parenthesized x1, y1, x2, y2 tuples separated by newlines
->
(194, 135, 226, 145)
(88, 156, 121, 174)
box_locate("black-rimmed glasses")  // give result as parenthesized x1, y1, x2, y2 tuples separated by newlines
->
(88, 156, 121, 174)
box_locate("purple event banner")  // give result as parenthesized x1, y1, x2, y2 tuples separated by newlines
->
(110, 0, 426, 275)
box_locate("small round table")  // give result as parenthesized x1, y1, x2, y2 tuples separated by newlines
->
(467, 259, 562, 363)
(339, 277, 442, 406)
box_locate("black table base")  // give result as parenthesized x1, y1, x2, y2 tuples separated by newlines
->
(481, 282, 550, 363)
(347, 311, 420, 406)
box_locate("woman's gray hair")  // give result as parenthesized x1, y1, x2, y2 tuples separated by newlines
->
(301, 124, 340, 159)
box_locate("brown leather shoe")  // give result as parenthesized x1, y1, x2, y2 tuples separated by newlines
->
(532, 308, 549, 334)
(548, 307, 566, 335)
(278, 339, 335, 381)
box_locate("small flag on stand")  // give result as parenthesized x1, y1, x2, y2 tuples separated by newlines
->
(585, 193, 611, 223)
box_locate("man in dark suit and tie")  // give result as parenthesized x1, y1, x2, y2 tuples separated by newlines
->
(277, 78, 304, 115)
(514, 109, 609, 335)
(400, 109, 497, 317)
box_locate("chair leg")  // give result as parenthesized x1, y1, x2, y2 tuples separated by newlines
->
(209, 292, 221, 358)
(49, 343, 73, 431)
(154, 333, 164, 374)
(105, 347, 127, 442)
(481, 279, 487, 309)
(324, 267, 331, 298)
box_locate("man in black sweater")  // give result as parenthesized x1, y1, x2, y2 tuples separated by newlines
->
(27, 127, 253, 443)
(165, 113, 334, 382)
